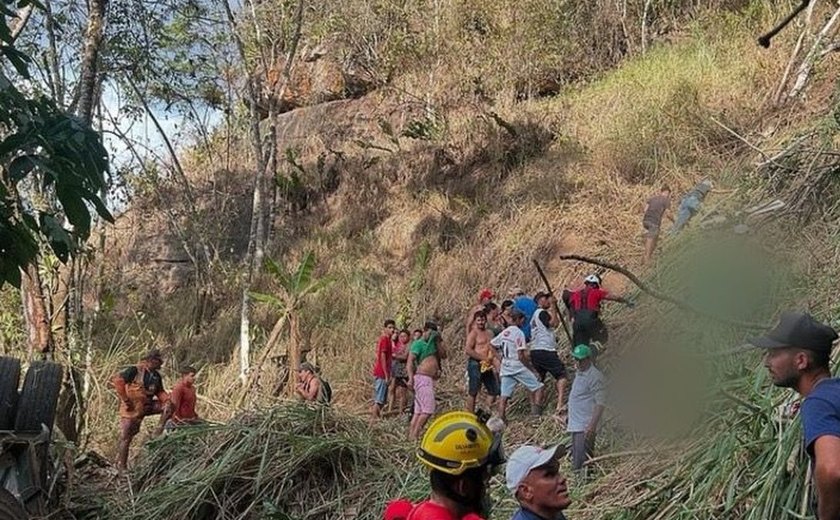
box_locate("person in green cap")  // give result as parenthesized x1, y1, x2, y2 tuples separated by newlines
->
(567, 344, 605, 472)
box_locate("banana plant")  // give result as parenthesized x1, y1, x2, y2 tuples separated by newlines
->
(244, 252, 332, 402)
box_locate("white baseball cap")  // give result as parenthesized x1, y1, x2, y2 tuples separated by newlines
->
(584, 274, 601, 284)
(505, 444, 565, 491)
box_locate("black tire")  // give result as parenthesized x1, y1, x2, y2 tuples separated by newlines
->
(0, 488, 27, 520)
(14, 362, 63, 433)
(0, 358, 21, 430)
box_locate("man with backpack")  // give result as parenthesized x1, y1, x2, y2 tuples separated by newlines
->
(112, 349, 169, 471)
(296, 362, 331, 405)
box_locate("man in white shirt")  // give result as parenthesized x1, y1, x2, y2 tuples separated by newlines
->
(566, 344, 605, 472)
(529, 292, 568, 416)
(492, 309, 544, 421)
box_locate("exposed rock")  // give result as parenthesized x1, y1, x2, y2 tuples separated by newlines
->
(254, 43, 378, 117)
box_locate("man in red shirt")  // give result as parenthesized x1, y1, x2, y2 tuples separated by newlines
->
(372, 319, 396, 420)
(156, 366, 201, 435)
(564, 274, 632, 347)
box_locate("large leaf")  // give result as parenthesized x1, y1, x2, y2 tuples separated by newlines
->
(39, 213, 74, 263)
(249, 291, 285, 310)
(263, 256, 291, 289)
(297, 276, 333, 301)
(7, 154, 38, 182)
(292, 251, 316, 292)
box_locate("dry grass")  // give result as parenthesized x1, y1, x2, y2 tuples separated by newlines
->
(63, 3, 840, 518)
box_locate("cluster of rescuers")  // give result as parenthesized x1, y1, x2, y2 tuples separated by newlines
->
(108, 179, 840, 519)
(372, 305, 840, 520)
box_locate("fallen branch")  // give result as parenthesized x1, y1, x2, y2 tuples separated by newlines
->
(556, 254, 769, 329)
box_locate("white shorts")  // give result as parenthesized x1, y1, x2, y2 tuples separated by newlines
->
(500, 369, 544, 398)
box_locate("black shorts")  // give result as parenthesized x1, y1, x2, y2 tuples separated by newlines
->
(530, 350, 567, 380)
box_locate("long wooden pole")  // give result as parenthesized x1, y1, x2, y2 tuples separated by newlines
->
(532, 259, 574, 347)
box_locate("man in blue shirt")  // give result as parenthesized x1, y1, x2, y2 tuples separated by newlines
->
(750, 311, 840, 520)
(510, 287, 537, 342)
(505, 444, 571, 520)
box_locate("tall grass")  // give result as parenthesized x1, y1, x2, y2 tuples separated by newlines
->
(108, 404, 428, 520)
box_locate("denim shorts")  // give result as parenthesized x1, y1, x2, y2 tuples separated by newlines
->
(373, 377, 388, 405)
(467, 359, 500, 397)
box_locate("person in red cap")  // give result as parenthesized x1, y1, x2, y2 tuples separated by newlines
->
(466, 288, 495, 334)
(750, 311, 840, 520)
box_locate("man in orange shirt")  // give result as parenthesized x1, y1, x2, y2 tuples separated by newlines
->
(158, 366, 202, 433)
(112, 349, 169, 471)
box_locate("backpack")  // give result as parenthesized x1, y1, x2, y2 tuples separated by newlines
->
(318, 377, 332, 405)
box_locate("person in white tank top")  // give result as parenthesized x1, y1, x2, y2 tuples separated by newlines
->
(529, 292, 569, 416)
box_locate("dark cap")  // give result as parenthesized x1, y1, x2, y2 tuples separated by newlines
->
(748, 311, 838, 352)
(424, 321, 439, 332)
(298, 362, 318, 373)
(145, 348, 163, 361)
(533, 291, 551, 301)
(509, 308, 525, 320)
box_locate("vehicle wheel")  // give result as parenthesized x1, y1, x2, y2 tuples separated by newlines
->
(0, 358, 21, 430)
(0, 488, 28, 520)
(14, 362, 63, 433)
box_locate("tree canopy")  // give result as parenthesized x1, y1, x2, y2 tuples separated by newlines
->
(0, 0, 111, 288)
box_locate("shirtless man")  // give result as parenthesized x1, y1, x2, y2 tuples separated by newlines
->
(484, 302, 503, 336)
(465, 288, 494, 334)
(465, 311, 500, 413)
(407, 322, 448, 440)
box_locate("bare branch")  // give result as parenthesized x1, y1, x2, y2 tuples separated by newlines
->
(556, 254, 769, 329)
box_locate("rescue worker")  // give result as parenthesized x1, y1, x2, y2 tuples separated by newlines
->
(384, 411, 504, 520)
(563, 274, 632, 347)
(112, 349, 169, 471)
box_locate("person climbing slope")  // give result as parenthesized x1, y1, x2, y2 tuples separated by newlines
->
(642, 185, 672, 264)
(492, 309, 544, 421)
(529, 292, 569, 417)
(157, 365, 202, 434)
(670, 179, 712, 234)
(564, 274, 632, 348)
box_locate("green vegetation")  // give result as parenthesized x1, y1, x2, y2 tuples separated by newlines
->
(2, 0, 840, 518)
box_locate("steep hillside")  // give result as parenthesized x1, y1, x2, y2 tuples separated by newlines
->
(76, 3, 840, 519)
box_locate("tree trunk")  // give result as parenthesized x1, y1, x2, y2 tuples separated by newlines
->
(287, 312, 301, 395)
(75, 0, 108, 123)
(43, 0, 64, 106)
(221, 0, 269, 383)
(239, 289, 251, 383)
(21, 265, 52, 357)
(54, 0, 108, 445)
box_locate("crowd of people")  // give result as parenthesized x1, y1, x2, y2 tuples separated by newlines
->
(369, 273, 634, 474)
(380, 307, 840, 520)
(106, 182, 840, 520)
